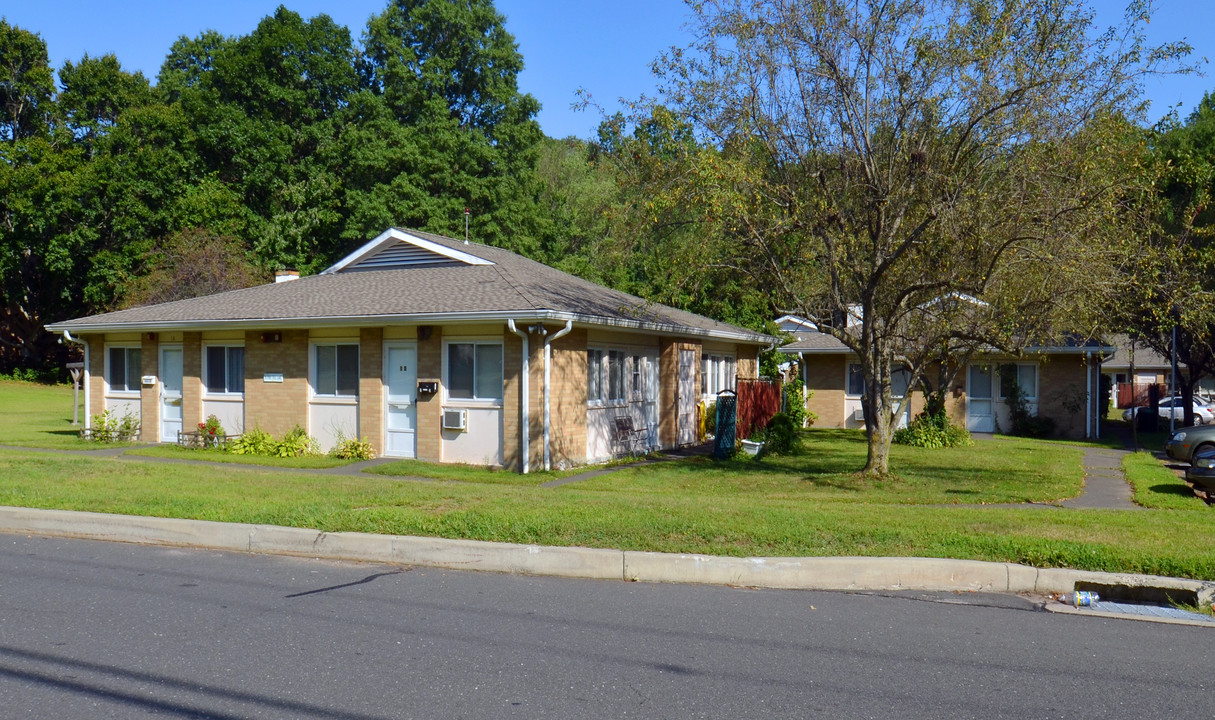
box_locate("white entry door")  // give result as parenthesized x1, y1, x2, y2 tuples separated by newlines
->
(643, 351, 660, 448)
(967, 364, 994, 432)
(384, 343, 418, 458)
(159, 346, 183, 443)
(678, 349, 696, 445)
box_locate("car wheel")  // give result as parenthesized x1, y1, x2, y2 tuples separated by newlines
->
(1192, 415, 1203, 426)
(1192, 443, 1215, 463)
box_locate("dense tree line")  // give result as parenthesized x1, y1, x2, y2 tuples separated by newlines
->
(0, 0, 781, 374)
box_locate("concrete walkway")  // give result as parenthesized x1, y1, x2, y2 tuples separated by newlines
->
(1061, 446, 1138, 509)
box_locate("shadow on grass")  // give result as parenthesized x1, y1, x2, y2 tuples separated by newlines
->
(1148, 483, 1198, 498)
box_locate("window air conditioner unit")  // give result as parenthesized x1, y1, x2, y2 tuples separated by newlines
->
(853, 408, 866, 422)
(442, 408, 468, 431)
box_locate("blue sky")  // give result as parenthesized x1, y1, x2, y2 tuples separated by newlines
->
(2, 0, 1211, 139)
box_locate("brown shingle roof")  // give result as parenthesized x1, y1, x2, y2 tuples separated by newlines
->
(48, 228, 773, 344)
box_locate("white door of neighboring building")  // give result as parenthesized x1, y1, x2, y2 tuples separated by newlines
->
(644, 351, 660, 448)
(678, 349, 696, 445)
(159, 346, 183, 443)
(384, 343, 418, 458)
(967, 364, 995, 433)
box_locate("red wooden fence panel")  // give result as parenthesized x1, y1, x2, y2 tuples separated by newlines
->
(1116, 383, 1167, 409)
(736, 378, 781, 441)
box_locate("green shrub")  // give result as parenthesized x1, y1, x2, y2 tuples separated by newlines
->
(228, 427, 277, 455)
(1, 367, 64, 384)
(783, 380, 812, 428)
(83, 409, 139, 443)
(750, 412, 800, 455)
(329, 435, 376, 460)
(893, 411, 974, 449)
(276, 425, 320, 458)
(228, 425, 321, 457)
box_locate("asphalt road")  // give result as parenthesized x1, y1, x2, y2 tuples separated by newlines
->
(0, 534, 1210, 720)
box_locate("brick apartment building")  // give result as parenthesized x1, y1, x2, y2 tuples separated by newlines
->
(48, 228, 773, 472)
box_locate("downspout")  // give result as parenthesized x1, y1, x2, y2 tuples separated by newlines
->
(800, 352, 808, 426)
(543, 320, 574, 471)
(507, 320, 529, 474)
(1086, 350, 1092, 439)
(61, 330, 90, 428)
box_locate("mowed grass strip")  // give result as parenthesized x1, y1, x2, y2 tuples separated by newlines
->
(0, 448, 1212, 579)
(2, 380, 1213, 580)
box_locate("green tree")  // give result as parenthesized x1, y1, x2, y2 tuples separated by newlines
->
(1117, 94, 1215, 423)
(0, 19, 54, 143)
(57, 53, 153, 152)
(351, 0, 544, 255)
(641, 0, 1188, 475)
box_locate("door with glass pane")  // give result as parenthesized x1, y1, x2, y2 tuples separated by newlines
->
(159, 346, 183, 443)
(643, 351, 660, 448)
(966, 364, 994, 432)
(384, 343, 418, 458)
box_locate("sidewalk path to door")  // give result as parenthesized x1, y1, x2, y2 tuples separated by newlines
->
(1061, 446, 1139, 510)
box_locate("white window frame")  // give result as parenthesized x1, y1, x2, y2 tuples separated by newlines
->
(104, 344, 142, 396)
(997, 363, 1039, 402)
(587, 346, 627, 407)
(443, 340, 504, 406)
(310, 341, 360, 400)
(701, 353, 737, 398)
(202, 344, 246, 397)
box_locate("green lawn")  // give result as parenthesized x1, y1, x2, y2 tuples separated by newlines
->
(0, 380, 114, 450)
(125, 445, 355, 469)
(1, 380, 1213, 580)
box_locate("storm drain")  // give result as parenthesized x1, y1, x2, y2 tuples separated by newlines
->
(1060, 581, 1215, 625)
(1083, 599, 1215, 624)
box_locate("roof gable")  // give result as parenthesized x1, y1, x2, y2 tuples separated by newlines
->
(323, 228, 494, 274)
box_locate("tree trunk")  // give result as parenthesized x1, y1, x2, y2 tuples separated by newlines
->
(861, 332, 896, 477)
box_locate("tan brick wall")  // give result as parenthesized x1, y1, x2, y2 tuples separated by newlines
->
(548, 328, 588, 468)
(359, 328, 384, 453)
(87, 335, 104, 427)
(243, 329, 309, 437)
(415, 327, 442, 462)
(658, 340, 701, 446)
(736, 345, 760, 380)
(139, 334, 159, 442)
(1038, 355, 1091, 439)
(502, 330, 524, 472)
(804, 355, 846, 428)
(659, 339, 677, 446)
(182, 333, 203, 432)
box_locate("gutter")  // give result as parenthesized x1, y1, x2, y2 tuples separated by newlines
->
(46, 310, 774, 346)
(542, 320, 574, 471)
(507, 320, 530, 474)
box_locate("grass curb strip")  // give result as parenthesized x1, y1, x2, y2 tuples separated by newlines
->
(2, 505, 1210, 606)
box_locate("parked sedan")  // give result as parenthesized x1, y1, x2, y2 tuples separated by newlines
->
(1122, 398, 1215, 425)
(1184, 445, 1215, 493)
(1165, 424, 1215, 464)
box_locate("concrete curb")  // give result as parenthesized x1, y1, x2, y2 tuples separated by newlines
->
(1, 506, 1210, 605)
